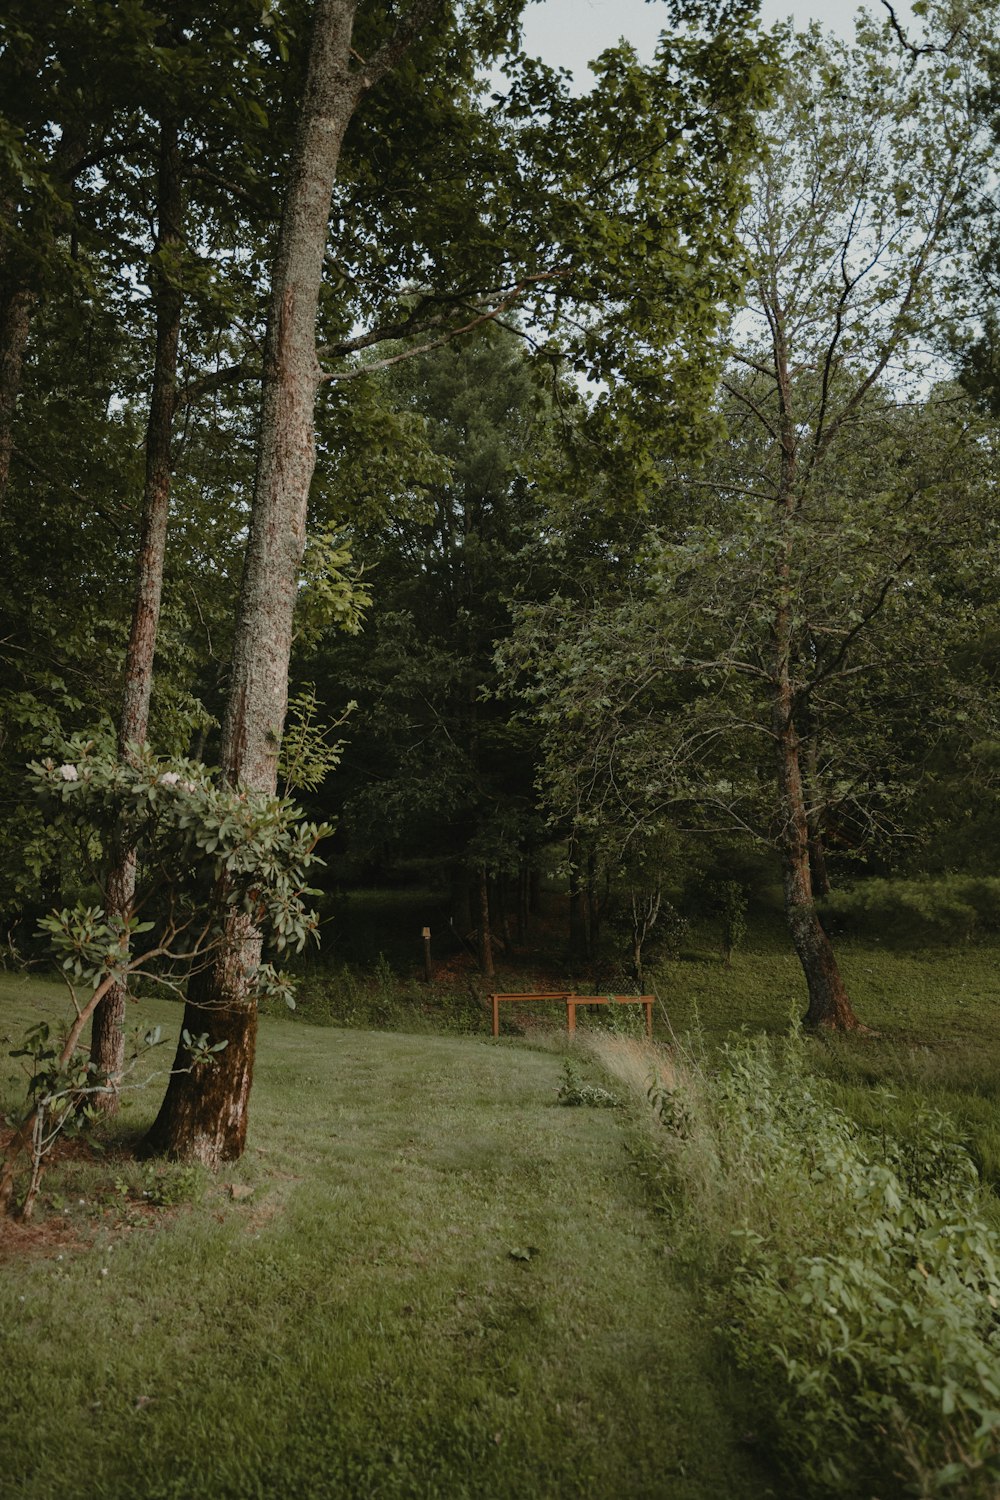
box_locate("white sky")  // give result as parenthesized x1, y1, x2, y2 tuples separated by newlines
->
(519, 0, 913, 83)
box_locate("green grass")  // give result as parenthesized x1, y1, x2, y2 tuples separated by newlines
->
(0, 972, 778, 1500)
(650, 935, 1000, 1197)
(274, 918, 1000, 1197)
(6, 925, 1000, 1497)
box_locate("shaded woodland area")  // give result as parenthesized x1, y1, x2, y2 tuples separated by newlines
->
(3, 0, 1000, 1183)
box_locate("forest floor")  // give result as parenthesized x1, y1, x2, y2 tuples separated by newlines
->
(0, 971, 782, 1500)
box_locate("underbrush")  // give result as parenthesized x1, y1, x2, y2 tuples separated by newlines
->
(589, 1030, 1000, 1498)
(263, 954, 488, 1032)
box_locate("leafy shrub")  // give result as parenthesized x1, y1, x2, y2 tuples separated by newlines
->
(556, 1058, 622, 1109)
(709, 879, 749, 964)
(2, 739, 329, 1218)
(597, 1032, 1000, 1496)
(820, 876, 1000, 946)
(720, 1050, 1000, 1495)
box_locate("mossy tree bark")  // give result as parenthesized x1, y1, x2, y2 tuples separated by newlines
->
(770, 352, 861, 1031)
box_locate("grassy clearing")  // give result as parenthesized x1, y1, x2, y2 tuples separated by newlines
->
(6, 925, 1000, 1497)
(652, 935, 1000, 1194)
(0, 973, 778, 1500)
(279, 919, 1000, 1192)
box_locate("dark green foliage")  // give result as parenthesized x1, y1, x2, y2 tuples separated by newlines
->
(303, 331, 554, 894)
(820, 876, 1000, 947)
(721, 1044, 1000, 1496)
(708, 881, 749, 965)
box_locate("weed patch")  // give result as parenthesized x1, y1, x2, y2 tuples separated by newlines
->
(593, 1030, 1000, 1497)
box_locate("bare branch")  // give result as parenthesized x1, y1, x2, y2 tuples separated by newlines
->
(880, 1, 965, 63)
(175, 362, 253, 412)
(320, 274, 569, 383)
(721, 379, 780, 440)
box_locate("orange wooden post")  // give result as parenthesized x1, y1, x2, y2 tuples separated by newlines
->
(566, 999, 576, 1036)
(643, 999, 653, 1038)
(491, 993, 499, 1037)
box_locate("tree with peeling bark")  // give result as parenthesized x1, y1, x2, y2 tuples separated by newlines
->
(89, 113, 186, 1105)
(506, 383, 1000, 1022)
(142, 0, 449, 1164)
(89, 5, 298, 1104)
(505, 10, 1000, 1030)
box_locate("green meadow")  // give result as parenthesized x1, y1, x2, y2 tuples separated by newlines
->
(6, 931, 1000, 1497)
(0, 970, 777, 1500)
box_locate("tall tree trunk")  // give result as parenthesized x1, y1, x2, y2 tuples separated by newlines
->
(476, 865, 494, 978)
(586, 846, 601, 955)
(90, 119, 184, 1106)
(772, 567, 859, 1029)
(495, 875, 511, 947)
(515, 863, 528, 942)
(0, 283, 35, 510)
(770, 305, 860, 1031)
(802, 731, 832, 898)
(142, 0, 431, 1162)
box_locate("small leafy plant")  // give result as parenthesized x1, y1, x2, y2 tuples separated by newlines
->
(556, 1057, 622, 1109)
(5, 1020, 166, 1220)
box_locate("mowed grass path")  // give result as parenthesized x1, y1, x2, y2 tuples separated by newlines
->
(0, 977, 777, 1500)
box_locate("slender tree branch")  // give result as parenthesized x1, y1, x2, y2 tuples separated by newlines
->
(320, 276, 568, 382)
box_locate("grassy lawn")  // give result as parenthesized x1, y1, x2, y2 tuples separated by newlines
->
(652, 935, 1000, 1196)
(0, 973, 778, 1500)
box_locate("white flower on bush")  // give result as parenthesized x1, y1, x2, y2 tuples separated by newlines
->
(58, 764, 79, 782)
(182, 780, 198, 793)
(159, 772, 181, 786)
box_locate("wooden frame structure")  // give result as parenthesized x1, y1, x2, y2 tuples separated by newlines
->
(490, 991, 654, 1039)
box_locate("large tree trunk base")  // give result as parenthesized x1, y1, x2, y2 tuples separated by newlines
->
(787, 902, 864, 1032)
(140, 994, 257, 1165)
(802, 1003, 873, 1034)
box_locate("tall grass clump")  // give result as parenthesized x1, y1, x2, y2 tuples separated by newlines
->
(589, 1031, 1000, 1497)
